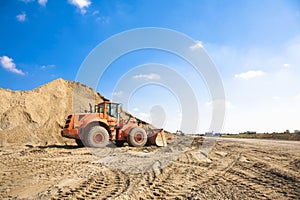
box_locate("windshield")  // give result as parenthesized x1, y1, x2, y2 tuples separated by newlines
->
(107, 103, 118, 118)
(97, 103, 119, 118)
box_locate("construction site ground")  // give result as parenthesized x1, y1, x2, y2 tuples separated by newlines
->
(1, 136, 299, 200)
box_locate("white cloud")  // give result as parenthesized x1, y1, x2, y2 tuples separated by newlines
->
(20, 0, 34, 3)
(38, 0, 47, 6)
(234, 70, 265, 80)
(294, 93, 300, 100)
(133, 73, 160, 80)
(139, 112, 150, 119)
(96, 16, 110, 24)
(205, 99, 233, 109)
(133, 107, 139, 112)
(0, 56, 25, 75)
(16, 12, 26, 22)
(283, 63, 290, 68)
(68, 0, 91, 14)
(190, 41, 203, 50)
(92, 10, 100, 15)
(112, 91, 123, 96)
(40, 64, 55, 70)
(272, 96, 280, 101)
(92, 9, 110, 24)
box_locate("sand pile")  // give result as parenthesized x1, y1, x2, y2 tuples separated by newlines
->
(0, 78, 107, 146)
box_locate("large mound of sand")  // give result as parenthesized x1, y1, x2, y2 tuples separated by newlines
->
(0, 78, 107, 146)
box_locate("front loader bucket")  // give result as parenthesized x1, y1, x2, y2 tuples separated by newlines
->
(147, 129, 167, 147)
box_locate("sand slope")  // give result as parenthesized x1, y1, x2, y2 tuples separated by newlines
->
(0, 78, 106, 146)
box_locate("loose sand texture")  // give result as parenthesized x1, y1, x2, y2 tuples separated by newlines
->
(0, 137, 299, 199)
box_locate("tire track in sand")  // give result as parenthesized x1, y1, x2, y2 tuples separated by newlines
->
(52, 167, 130, 200)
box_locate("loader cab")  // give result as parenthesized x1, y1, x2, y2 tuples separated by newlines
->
(97, 101, 121, 119)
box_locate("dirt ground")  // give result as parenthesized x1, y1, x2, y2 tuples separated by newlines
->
(1, 136, 299, 200)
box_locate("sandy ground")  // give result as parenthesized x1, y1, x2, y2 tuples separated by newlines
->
(1, 136, 299, 200)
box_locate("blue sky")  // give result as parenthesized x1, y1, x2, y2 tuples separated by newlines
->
(1, 0, 300, 133)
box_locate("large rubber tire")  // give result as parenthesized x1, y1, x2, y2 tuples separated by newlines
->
(127, 127, 147, 147)
(83, 126, 109, 148)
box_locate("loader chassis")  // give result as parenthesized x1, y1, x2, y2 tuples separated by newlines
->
(61, 101, 166, 148)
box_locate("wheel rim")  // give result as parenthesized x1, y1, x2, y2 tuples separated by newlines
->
(134, 132, 144, 143)
(94, 132, 104, 144)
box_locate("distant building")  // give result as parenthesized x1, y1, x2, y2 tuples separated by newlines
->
(294, 130, 300, 134)
(214, 132, 221, 137)
(246, 131, 256, 134)
(204, 132, 221, 137)
(205, 132, 213, 137)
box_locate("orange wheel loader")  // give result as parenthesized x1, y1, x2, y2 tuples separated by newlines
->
(61, 101, 167, 148)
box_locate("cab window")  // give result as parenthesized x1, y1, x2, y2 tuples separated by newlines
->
(107, 104, 118, 118)
(98, 103, 104, 113)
